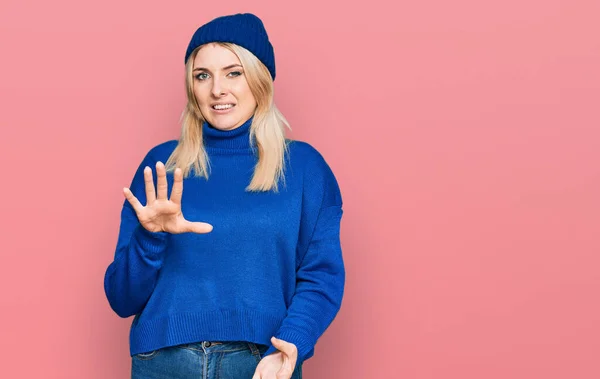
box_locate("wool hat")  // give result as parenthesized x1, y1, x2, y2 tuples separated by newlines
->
(184, 13, 276, 80)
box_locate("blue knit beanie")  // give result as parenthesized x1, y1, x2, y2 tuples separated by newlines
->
(184, 13, 276, 80)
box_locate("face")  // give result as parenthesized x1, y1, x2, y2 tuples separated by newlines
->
(192, 43, 257, 131)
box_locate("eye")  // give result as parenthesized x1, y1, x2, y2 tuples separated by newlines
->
(228, 71, 242, 78)
(195, 72, 209, 81)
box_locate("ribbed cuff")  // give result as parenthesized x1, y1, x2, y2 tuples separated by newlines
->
(132, 224, 168, 259)
(263, 327, 314, 363)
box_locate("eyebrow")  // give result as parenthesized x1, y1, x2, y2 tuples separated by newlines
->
(193, 64, 243, 72)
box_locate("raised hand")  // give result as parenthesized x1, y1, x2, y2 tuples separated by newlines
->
(252, 337, 298, 379)
(122, 161, 213, 234)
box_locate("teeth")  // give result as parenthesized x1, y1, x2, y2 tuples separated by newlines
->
(213, 104, 234, 110)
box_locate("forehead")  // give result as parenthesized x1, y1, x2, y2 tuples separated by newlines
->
(193, 43, 241, 69)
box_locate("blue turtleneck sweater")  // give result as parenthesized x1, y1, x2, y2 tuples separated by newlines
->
(103, 117, 345, 363)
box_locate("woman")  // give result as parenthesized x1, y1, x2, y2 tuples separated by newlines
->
(104, 13, 345, 379)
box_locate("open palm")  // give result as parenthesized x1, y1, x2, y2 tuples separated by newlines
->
(123, 161, 213, 234)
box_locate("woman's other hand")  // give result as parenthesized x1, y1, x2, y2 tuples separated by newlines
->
(252, 337, 298, 379)
(123, 161, 213, 234)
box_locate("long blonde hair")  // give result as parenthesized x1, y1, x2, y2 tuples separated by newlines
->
(164, 42, 291, 192)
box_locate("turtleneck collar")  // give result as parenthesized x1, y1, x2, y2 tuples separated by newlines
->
(202, 116, 255, 152)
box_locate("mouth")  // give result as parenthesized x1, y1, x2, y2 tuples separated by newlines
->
(211, 104, 236, 112)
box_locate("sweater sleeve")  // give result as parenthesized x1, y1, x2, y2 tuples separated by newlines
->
(263, 147, 345, 363)
(103, 149, 170, 318)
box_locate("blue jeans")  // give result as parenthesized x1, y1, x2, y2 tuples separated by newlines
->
(131, 341, 303, 379)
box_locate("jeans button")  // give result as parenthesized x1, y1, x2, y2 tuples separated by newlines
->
(204, 341, 211, 347)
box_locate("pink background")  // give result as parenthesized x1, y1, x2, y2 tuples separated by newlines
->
(1, 0, 599, 378)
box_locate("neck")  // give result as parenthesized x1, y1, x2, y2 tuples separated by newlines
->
(202, 117, 255, 152)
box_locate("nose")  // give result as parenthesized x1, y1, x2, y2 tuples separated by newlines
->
(211, 77, 226, 97)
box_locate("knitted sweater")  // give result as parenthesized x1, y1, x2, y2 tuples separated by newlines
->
(103, 117, 345, 363)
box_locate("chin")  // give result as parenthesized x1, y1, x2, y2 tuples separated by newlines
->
(206, 112, 250, 131)
(208, 118, 238, 131)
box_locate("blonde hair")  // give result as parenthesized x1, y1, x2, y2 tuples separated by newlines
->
(164, 42, 291, 192)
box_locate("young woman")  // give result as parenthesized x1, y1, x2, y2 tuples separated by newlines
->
(104, 13, 345, 379)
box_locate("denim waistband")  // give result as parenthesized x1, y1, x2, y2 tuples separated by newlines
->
(176, 340, 267, 353)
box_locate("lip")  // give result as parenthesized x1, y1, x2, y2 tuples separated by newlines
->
(211, 104, 236, 114)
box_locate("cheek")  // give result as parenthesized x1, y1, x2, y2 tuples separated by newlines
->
(193, 86, 209, 107)
(236, 86, 256, 106)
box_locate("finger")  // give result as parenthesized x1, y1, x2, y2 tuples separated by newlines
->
(276, 364, 292, 379)
(170, 167, 183, 205)
(277, 353, 291, 378)
(156, 161, 168, 200)
(185, 221, 213, 234)
(123, 187, 143, 213)
(271, 337, 295, 357)
(143, 166, 156, 205)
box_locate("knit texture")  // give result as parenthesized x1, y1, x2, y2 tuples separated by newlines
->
(104, 117, 344, 363)
(184, 13, 276, 80)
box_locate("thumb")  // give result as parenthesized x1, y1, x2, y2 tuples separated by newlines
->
(271, 336, 282, 348)
(272, 337, 291, 368)
(271, 337, 290, 354)
(187, 221, 213, 234)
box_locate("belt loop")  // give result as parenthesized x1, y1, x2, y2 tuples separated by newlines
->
(247, 342, 260, 357)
